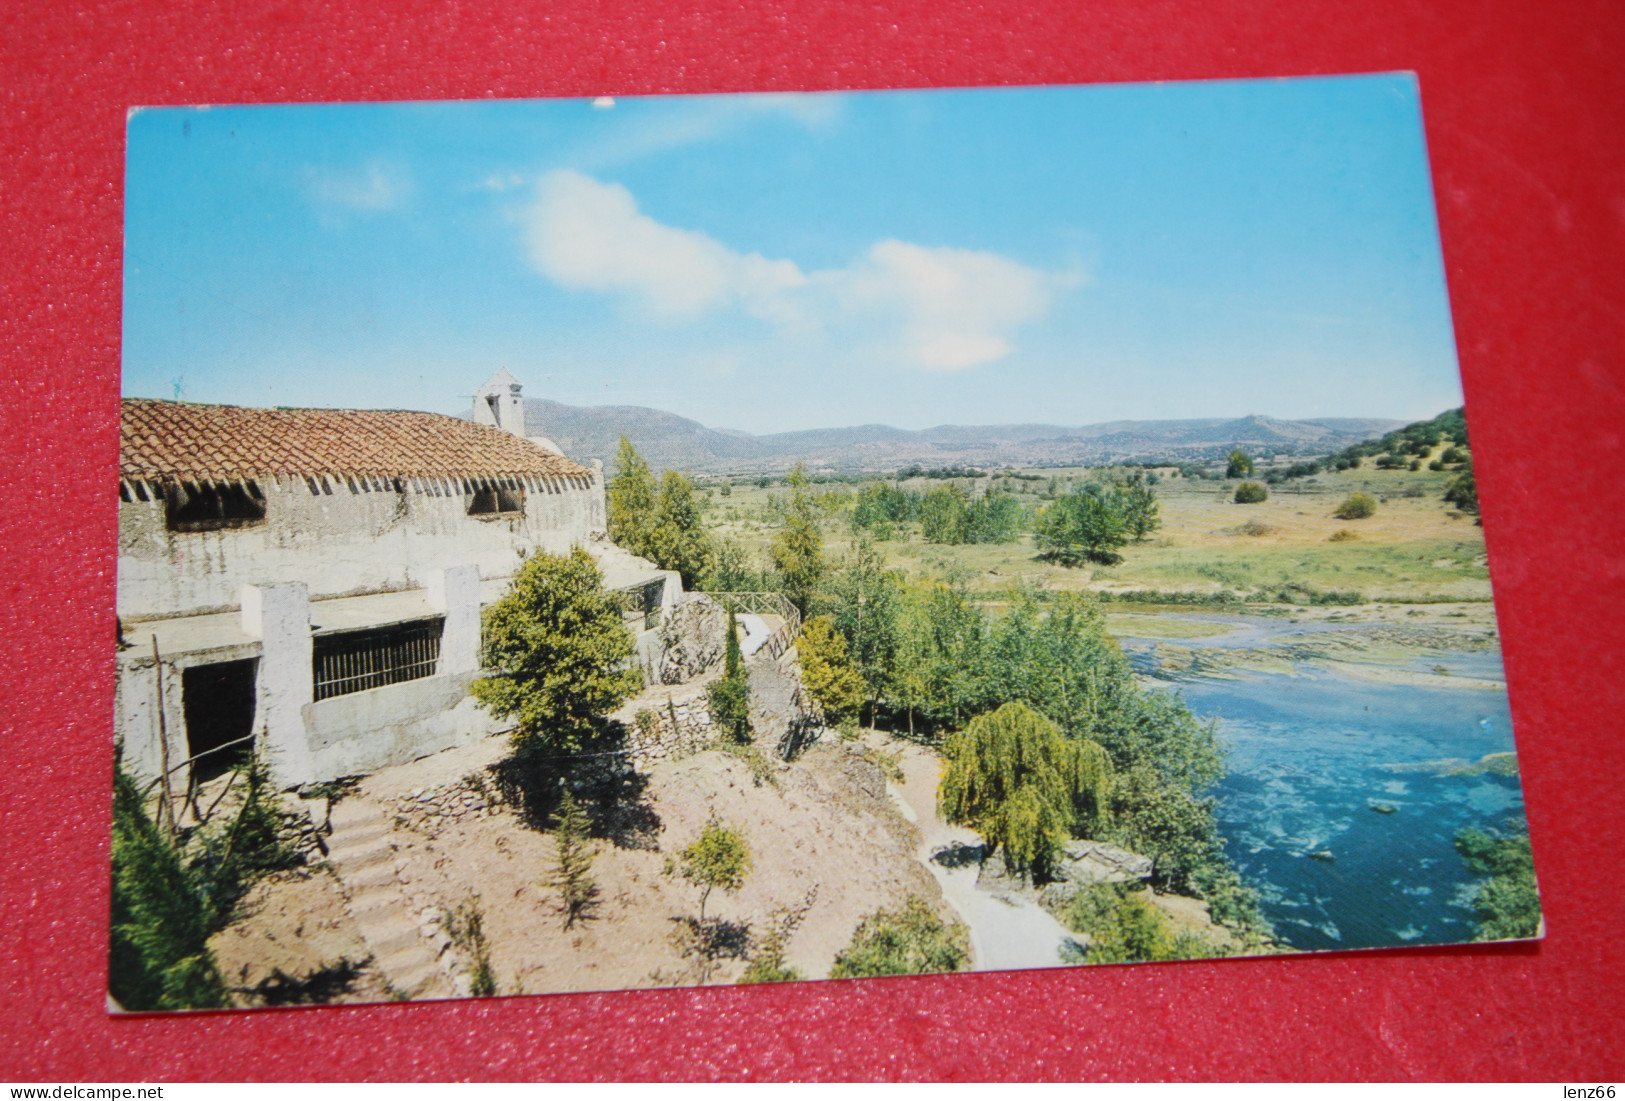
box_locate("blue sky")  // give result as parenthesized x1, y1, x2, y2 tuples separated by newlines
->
(122, 76, 1463, 434)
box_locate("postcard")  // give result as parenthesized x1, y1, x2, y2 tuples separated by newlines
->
(111, 75, 1536, 1011)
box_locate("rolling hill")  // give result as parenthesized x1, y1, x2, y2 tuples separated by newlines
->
(523, 397, 1406, 476)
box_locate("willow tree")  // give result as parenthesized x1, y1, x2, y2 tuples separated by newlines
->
(938, 701, 1113, 879)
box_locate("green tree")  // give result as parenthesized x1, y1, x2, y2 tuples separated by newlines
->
(1444, 461, 1479, 516)
(606, 435, 657, 556)
(1333, 491, 1377, 520)
(472, 547, 643, 754)
(819, 538, 905, 723)
(1454, 824, 1539, 941)
(1233, 482, 1268, 504)
(1104, 764, 1221, 894)
(706, 608, 752, 743)
(1113, 475, 1161, 542)
(109, 765, 230, 1011)
(938, 701, 1114, 879)
(549, 788, 599, 928)
(677, 817, 752, 925)
(1226, 450, 1254, 479)
(704, 537, 757, 592)
(828, 896, 969, 978)
(797, 615, 866, 726)
(646, 469, 713, 587)
(892, 581, 988, 732)
(771, 464, 825, 614)
(1035, 488, 1129, 566)
(966, 490, 1025, 544)
(919, 484, 971, 544)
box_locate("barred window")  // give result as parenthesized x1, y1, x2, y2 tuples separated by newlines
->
(313, 617, 444, 700)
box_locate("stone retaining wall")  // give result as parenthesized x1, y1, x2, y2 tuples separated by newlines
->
(625, 696, 718, 765)
(389, 774, 514, 838)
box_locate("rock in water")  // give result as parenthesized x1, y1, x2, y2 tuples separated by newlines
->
(1370, 803, 1397, 815)
(658, 593, 727, 684)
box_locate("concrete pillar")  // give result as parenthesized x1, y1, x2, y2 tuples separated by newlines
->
(426, 565, 481, 675)
(241, 582, 315, 787)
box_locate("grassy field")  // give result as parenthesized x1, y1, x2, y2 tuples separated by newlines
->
(697, 463, 1489, 604)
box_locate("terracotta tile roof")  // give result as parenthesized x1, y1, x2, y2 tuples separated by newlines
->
(121, 398, 590, 482)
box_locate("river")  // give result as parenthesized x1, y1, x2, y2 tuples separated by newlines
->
(1118, 611, 1525, 952)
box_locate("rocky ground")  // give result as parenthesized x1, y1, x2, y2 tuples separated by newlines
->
(206, 655, 954, 1005)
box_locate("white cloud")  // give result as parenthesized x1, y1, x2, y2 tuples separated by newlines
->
(305, 161, 410, 212)
(524, 169, 805, 318)
(521, 170, 1064, 369)
(843, 240, 1055, 369)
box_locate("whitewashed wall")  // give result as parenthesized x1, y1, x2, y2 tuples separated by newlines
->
(117, 473, 605, 621)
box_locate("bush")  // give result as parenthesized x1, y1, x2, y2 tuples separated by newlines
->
(828, 897, 969, 978)
(1333, 492, 1377, 520)
(1327, 529, 1360, 542)
(676, 817, 751, 925)
(1454, 825, 1539, 941)
(1444, 462, 1479, 515)
(549, 789, 598, 928)
(1233, 482, 1268, 504)
(473, 548, 642, 754)
(1036, 488, 1128, 566)
(109, 767, 230, 1011)
(706, 609, 752, 743)
(1063, 883, 1224, 964)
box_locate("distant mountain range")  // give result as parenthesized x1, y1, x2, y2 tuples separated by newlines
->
(522, 397, 1407, 476)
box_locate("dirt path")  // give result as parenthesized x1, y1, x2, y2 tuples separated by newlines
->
(882, 737, 1079, 972)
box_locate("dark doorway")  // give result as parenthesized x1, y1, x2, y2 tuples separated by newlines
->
(182, 659, 258, 783)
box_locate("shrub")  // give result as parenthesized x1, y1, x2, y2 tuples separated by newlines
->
(1454, 825, 1539, 941)
(676, 817, 751, 925)
(829, 897, 969, 978)
(1232, 482, 1268, 504)
(109, 767, 230, 1011)
(739, 889, 816, 985)
(1063, 883, 1223, 964)
(1327, 529, 1360, 542)
(473, 547, 642, 754)
(1333, 492, 1377, 520)
(707, 609, 752, 743)
(444, 899, 498, 996)
(1234, 519, 1273, 537)
(549, 789, 598, 928)
(1444, 462, 1479, 515)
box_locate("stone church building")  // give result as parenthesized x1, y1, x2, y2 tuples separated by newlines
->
(114, 372, 678, 791)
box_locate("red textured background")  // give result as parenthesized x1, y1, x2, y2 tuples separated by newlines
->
(3, 0, 1622, 1082)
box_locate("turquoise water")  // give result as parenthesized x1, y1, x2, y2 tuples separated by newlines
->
(1121, 621, 1523, 952)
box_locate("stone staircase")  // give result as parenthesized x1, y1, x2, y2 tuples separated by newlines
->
(325, 798, 456, 1000)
